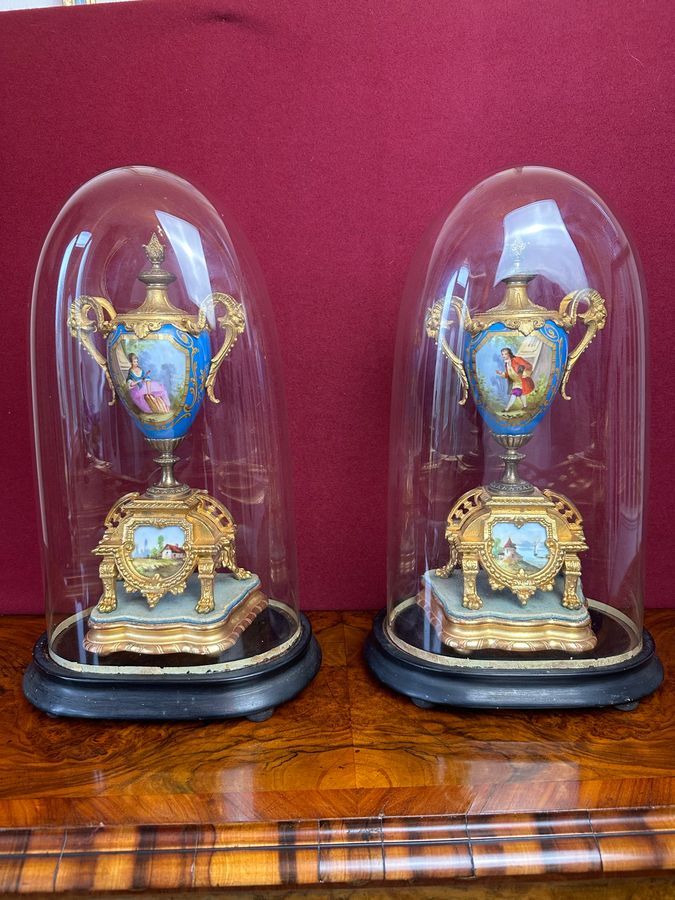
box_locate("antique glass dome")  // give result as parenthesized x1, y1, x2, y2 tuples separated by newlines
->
(368, 166, 662, 709)
(25, 166, 320, 719)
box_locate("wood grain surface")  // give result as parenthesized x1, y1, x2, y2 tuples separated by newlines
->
(0, 611, 673, 893)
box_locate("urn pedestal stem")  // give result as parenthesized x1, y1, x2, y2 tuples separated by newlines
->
(488, 433, 534, 495)
(146, 438, 190, 498)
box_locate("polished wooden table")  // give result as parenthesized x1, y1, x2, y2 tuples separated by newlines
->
(0, 612, 673, 896)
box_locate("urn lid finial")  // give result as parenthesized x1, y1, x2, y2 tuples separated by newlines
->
(144, 232, 165, 266)
(138, 232, 176, 287)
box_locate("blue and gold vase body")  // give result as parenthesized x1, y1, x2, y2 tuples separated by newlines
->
(69, 233, 246, 446)
(425, 275, 607, 496)
(107, 323, 211, 441)
(465, 320, 568, 438)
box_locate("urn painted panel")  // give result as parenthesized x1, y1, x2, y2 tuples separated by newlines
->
(465, 319, 568, 437)
(107, 323, 211, 441)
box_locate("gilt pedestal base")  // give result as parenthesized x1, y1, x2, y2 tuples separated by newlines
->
(84, 573, 267, 656)
(419, 569, 596, 654)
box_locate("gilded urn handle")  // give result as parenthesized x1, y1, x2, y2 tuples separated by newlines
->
(200, 292, 246, 403)
(425, 297, 471, 405)
(558, 289, 607, 400)
(68, 295, 118, 404)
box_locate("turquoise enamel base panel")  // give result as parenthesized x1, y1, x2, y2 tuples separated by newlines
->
(422, 570, 590, 626)
(89, 573, 261, 627)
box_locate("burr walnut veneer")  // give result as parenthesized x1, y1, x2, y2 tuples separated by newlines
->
(0, 611, 673, 894)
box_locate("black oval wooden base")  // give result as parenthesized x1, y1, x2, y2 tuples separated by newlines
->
(24, 614, 321, 721)
(365, 611, 663, 710)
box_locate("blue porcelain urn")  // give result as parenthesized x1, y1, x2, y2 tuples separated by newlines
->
(69, 233, 245, 445)
(425, 274, 606, 493)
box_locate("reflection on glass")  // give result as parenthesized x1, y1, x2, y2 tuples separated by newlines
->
(156, 211, 214, 323)
(495, 199, 588, 291)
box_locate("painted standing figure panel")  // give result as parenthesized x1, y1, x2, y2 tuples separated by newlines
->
(467, 322, 567, 435)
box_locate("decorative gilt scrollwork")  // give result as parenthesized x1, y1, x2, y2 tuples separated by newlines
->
(442, 487, 588, 611)
(68, 295, 118, 403)
(490, 315, 549, 336)
(558, 289, 607, 400)
(481, 513, 563, 605)
(116, 519, 198, 607)
(93, 489, 252, 614)
(543, 489, 583, 528)
(424, 297, 471, 405)
(220, 539, 252, 580)
(200, 292, 246, 403)
(434, 541, 457, 578)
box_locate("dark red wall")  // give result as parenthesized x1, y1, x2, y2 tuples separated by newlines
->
(1, 0, 672, 612)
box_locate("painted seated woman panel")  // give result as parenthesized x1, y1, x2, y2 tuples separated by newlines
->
(126, 353, 171, 414)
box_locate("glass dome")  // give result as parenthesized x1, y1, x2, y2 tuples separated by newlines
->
(368, 166, 662, 709)
(25, 166, 320, 720)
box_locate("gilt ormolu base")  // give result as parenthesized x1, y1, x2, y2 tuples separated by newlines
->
(419, 569, 597, 654)
(84, 573, 267, 655)
(24, 613, 321, 722)
(366, 609, 663, 710)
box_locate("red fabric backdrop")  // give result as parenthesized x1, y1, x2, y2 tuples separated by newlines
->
(0, 0, 673, 612)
